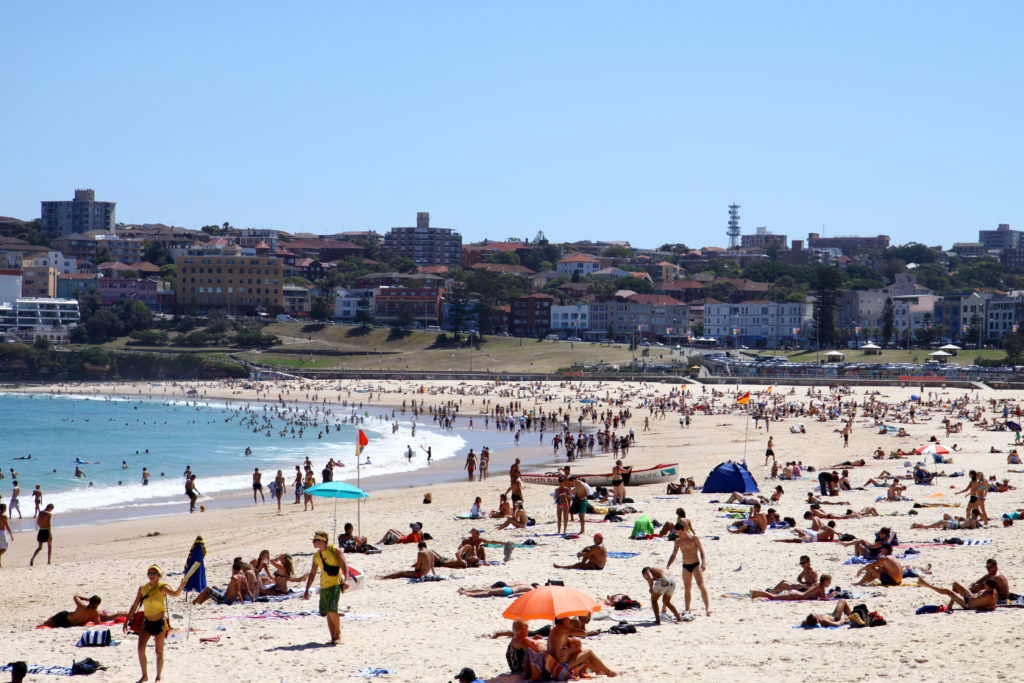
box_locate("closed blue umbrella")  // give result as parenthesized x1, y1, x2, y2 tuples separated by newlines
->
(304, 482, 369, 539)
(183, 536, 207, 640)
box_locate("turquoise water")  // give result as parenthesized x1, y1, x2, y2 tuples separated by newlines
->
(0, 392, 468, 514)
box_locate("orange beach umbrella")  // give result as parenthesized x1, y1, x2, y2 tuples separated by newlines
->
(502, 585, 601, 621)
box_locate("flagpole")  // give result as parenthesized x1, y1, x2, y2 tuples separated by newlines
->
(356, 448, 361, 540)
(742, 403, 750, 465)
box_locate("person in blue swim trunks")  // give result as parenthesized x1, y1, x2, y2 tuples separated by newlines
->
(457, 581, 540, 597)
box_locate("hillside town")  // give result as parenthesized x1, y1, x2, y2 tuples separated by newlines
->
(2, 188, 1024, 356)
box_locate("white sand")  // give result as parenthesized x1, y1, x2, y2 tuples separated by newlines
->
(2, 379, 1023, 682)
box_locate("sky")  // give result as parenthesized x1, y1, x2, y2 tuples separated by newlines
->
(2, 2, 1023, 249)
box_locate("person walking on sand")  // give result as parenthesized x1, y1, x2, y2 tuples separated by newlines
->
(124, 564, 186, 683)
(764, 436, 775, 466)
(479, 447, 489, 480)
(0, 503, 12, 567)
(30, 503, 54, 566)
(185, 475, 199, 513)
(303, 530, 348, 645)
(32, 484, 42, 517)
(665, 523, 711, 616)
(465, 449, 477, 482)
(252, 468, 265, 504)
(9, 480, 21, 519)
(293, 465, 303, 505)
(274, 469, 286, 513)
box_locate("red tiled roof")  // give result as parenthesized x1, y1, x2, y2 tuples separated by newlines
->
(97, 261, 130, 270)
(558, 253, 599, 263)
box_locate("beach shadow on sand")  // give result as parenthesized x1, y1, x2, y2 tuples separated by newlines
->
(265, 641, 339, 652)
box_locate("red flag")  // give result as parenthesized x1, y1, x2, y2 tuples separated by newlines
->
(737, 391, 750, 405)
(356, 429, 369, 456)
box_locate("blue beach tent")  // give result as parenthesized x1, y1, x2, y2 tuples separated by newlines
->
(702, 461, 759, 494)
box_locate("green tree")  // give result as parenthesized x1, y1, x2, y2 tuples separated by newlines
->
(881, 297, 895, 346)
(812, 265, 842, 347)
(615, 275, 653, 294)
(705, 281, 737, 302)
(143, 239, 171, 266)
(1002, 331, 1024, 363)
(395, 303, 417, 330)
(486, 251, 520, 266)
(117, 300, 153, 332)
(601, 245, 634, 259)
(354, 293, 374, 325)
(914, 313, 936, 347)
(310, 295, 333, 321)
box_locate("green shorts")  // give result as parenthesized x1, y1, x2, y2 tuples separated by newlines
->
(319, 584, 341, 616)
(570, 498, 589, 515)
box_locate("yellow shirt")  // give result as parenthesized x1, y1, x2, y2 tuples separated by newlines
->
(140, 582, 168, 619)
(314, 545, 343, 589)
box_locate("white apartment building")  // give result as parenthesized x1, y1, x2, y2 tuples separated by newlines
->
(550, 303, 589, 337)
(333, 288, 376, 321)
(704, 300, 813, 348)
(0, 269, 23, 304)
(587, 293, 689, 341)
(0, 297, 81, 332)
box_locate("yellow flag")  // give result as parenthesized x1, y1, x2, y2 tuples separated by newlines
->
(737, 391, 750, 405)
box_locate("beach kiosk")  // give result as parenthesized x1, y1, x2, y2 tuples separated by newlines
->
(859, 342, 881, 356)
(823, 350, 845, 363)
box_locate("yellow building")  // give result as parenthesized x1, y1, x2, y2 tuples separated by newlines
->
(175, 255, 283, 314)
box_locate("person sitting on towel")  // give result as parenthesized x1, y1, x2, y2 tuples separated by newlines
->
(727, 503, 767, 534)
(553, 534, 606, 570)
(853, 544, 903, 586)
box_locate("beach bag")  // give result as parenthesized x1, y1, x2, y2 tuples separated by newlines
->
(71, 657, 105, 675)
(128, 611, 145, 634)
(851, 604, 870, 626)
(319, 550, 341, 577)
(76, 629, 112, 647)
(868, 611, 886, 627)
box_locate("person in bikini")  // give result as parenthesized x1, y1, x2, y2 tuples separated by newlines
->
(853, 544, 902, 586)
(554, 479, 572, 534)
(912, 510, 983, 530)
(457, 581, 540, 598)
(497, 502, 529, 530)
(750, 574, 832, 600)
(553, 534, 607, 570)
(666, 523, 711, 615)
(801, 599, 853, 627)
(261, 554, 307, 595)
(380, 541, 435, 579)
(775, 520, 837, 543)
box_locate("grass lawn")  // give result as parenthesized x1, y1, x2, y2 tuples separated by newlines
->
(239, 323, 655, 373)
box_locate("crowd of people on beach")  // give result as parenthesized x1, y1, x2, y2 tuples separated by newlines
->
(10, 377, 1024, 680)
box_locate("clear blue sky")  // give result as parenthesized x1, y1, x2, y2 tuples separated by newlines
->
(3, 2, 1022, 249)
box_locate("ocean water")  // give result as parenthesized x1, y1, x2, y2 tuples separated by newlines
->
(0, 392, 467, 515)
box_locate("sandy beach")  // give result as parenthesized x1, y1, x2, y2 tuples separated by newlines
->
(3, 378, 1024, 682)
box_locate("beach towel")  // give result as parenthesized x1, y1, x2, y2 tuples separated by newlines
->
(207, 610, 320, 621)
(350, 668, 398, 677)
(254, 590, 305, 603)
(606, 551, 641, 559)
(630, 515, 655, 538)
(453, 514, 482, 519)
(0, 663, 74, 676)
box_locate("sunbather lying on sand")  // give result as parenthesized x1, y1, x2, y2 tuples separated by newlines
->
(458, 581, 540, 597)
(801, 598, 852, 627)
(918, 576, 997, 611)
(750, 574, 831, 600)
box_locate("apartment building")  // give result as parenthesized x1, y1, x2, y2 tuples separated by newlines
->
(175, 255, 283, 314)
(41, 189, 116, 238)
(704, 300, 812, 348)
(384, 213, 462, 267)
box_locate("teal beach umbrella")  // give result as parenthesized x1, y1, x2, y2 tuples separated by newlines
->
(304, 481, 369, 540)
